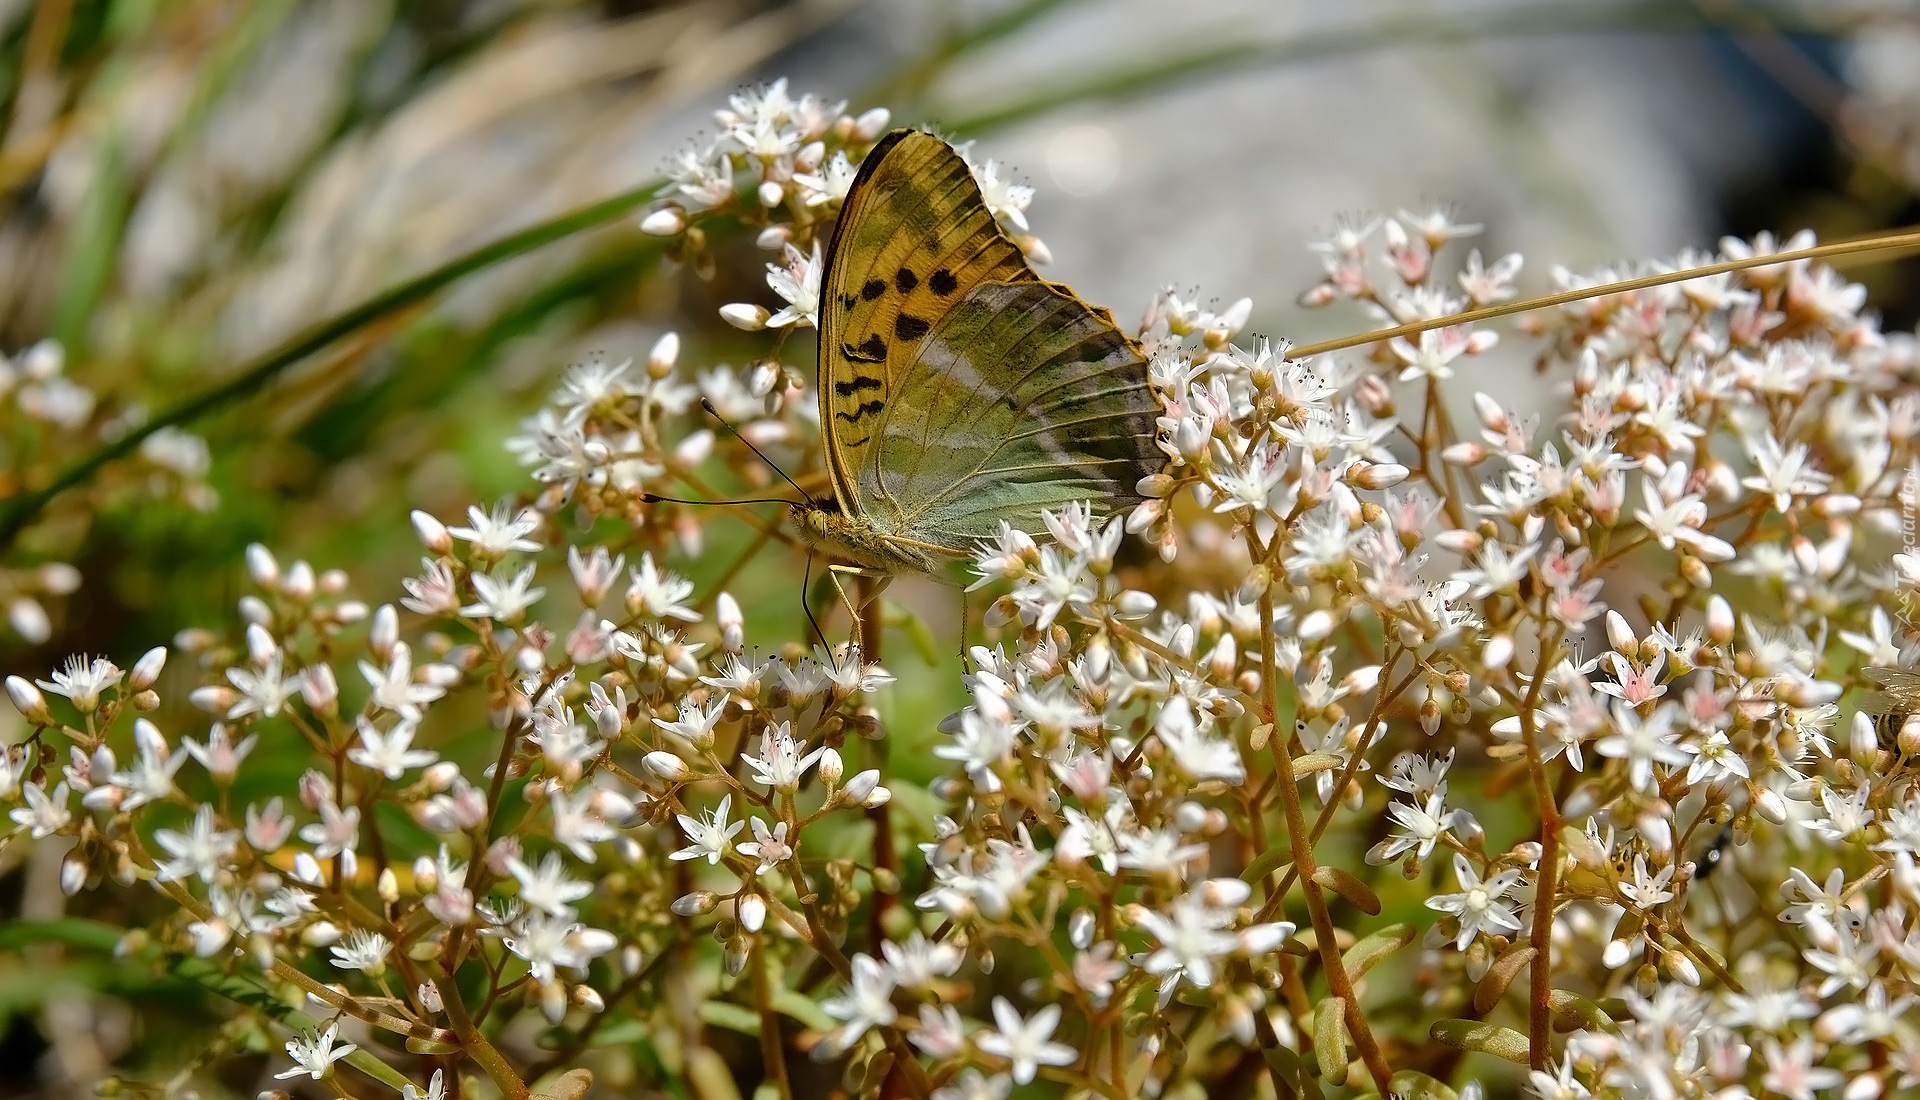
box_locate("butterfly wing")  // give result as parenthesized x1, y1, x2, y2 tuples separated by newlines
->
(817, 130, 1161, 558)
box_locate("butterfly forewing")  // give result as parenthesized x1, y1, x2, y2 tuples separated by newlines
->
(820, 130, 1034, 511)
(816, 129, 1163, 565)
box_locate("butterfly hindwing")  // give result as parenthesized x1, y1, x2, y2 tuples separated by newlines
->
(816, 128, 1162, 568)
(864, 279, 1159, 544)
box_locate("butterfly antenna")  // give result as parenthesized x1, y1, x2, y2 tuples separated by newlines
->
(699, 397, 816, 505)
(640, 492, 803, 507)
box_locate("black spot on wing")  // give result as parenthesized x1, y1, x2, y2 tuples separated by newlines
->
(842, 340, 884, 364)
(929, 268, 958, 296)
(895, 315, 930, 341)
(895, 268, 918, 293)
(862, 278, 887, 301)
(857, 335, 887, 361)
(835, 399, 886, 423)
(835, 375, 884, 396)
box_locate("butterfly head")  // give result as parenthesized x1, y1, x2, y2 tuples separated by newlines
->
(793, 500, 946, 576)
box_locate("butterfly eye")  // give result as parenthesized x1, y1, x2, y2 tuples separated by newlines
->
(808, 510, 830, 536)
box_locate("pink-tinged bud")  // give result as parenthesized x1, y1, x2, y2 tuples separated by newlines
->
(237, 596, 271, 626)
(282, 561, 315, 602)
(719, 303, 770, 331)
(1484, 634, 1514, 670)
(1605, 611, 1637, 657)
(36, 562, 80, 594)
(716, 592, 744, 653)
(1472, 391, 1508, 431)
(1754, 786, 1788, 825)
(671, 890, 718, 916)
(738, 893, 767, 933)
(411, 510, 452, 554)
(842, 769, 880, 805)
(301, 664, 339, 715)
(246, 544, 280, 589)
(1841, 1071, 1882, 1100)
(852, 107, 891, 140)
(817, 746, 844, 787)
(1706, 595, 1734, 644)
(484, 837, 520, 877)
(319, 569, 348, 595)
(1433, 529, 1482, 555)
(412, 855, 439, 894)
(1346, 462, 1408, 490)
(1298, 609, 1335, 641)
(6, 676, 52, 724)
(1015, 234, 1052, 265)
(1440, 441, 1487, 466)
(1298, 282, 1337, 308)
(1777, 676, 1841, 708)
(755, 224, 793, 250)
(129, 646, 167, 691)
(643, 752, 689, 782)
(187, 685, 238, 715)
(422, 761, 460, 790)
(1813, 493, 1861, 518)
(756, 179, 785, 208)
(8, 599, 50, 644)
(648, 331, 680, 378)
(60, 852, 86, 895)
(369, 605, 398, 662)
(639, 207, 685, 236)
(301, 921, 341, 947)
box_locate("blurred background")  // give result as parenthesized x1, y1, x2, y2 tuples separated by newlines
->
(0, 0, 1917, 1094)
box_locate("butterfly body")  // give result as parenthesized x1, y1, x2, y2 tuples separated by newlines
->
(799, 129, 1163, 582)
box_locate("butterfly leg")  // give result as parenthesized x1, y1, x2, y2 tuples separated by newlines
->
(825, 564, 892, 651)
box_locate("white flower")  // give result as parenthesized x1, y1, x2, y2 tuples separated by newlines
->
(347, 717, 438, 779)
(153, 805, 239, 883)
(670, 794, 744, 864)
(225, 651, 302, 719)
(974, 998, 1076, 1086)
(508, 851, 593, 918)
(764, 242, 821, 329)
(741, 721, 824, 790)
(446, 503, 543, 556)
(820, 953, 897, 1051)
(10, 780, 71, 837)
(274, 1022, 356, 1080)
(329, 929, 392, 973)
(358, 644, 446, 721)
(627, 554, 700, 621)
(1593, 702, 1690, 793)
(36, 656, 122, 711)
(403, 1069, 447, 1100)
(460, 564, 545, 621)
(736, 817, 792, 876)
(1425, 854, 1525, 950)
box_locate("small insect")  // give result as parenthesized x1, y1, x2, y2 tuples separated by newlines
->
(1862, 665, 1920, 758)
(1692, 825, 1734, 881)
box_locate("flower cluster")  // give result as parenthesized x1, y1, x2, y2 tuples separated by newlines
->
(6, 79, 1920, 1100)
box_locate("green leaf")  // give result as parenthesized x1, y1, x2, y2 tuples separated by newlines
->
(1429, 1018, 1530, 1063)
(1341, 922, 1414, 980)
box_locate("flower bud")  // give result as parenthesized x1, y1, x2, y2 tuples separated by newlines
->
(301, 664, 339, 716)
(6, 676, 52, 724)
(649, 332, 680, 378)
(411, 510, 452, 554)
(672, 891, 718, 916)
(370, 605, 399, 662)
(643, 752, 689, 782)
(246, 544, 280, 589)
(738, 893, 766, 933)
(283, 561, 315, 602)
(817, 746, 844, 787)
(756, 180, 785, 208)
(755, 224, 793, 250)
(639, 207, 686, 236)
(852, 107, 891, 140)
(129, 646, 168, 691)
(719, 303, 770, 331)
(8, 599, 49, 644)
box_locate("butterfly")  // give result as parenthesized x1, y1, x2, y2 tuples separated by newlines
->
(793, 129, 1164, 582)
